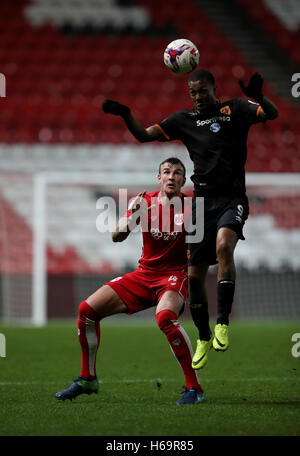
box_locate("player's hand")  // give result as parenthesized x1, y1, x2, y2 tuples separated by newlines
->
(130, 192, 148, 215)
(130, 192, 156, 218)
(238, 72, 264, 103)
(102, 99, 131, 117)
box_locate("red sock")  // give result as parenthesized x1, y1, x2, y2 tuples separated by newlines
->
(156, 309, 203, 392)
(78, 300, 101, 381)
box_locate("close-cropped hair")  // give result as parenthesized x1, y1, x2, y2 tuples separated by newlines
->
(158, 157, 186, 177)
(188, 69, 215, 86)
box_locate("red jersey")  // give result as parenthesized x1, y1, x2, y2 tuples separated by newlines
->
(125, 190, 190, 272)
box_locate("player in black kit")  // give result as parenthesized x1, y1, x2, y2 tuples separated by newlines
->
(102, 69, 278, 369)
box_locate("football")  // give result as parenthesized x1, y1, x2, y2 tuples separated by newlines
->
(164, 39, 200, 75)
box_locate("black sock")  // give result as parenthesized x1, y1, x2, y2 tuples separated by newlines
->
(190, 302, 211, 340)
(217, 280, 235, 325)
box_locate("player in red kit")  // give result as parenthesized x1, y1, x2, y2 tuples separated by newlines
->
(55, 157, 205, 405)
(102, 70, 279, 369)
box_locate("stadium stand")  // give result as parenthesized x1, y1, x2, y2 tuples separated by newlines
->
(0, 0, 299, 320)
(0, 0, 298, 169)
(237, 0, 300, 65)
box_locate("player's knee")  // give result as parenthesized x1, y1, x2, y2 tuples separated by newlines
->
(78, 300, 101, 324)
(156, 309, 178, 334)
(216, 239, 234, 261)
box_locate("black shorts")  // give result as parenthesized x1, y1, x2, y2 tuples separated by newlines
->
(188, 195, 249, 266)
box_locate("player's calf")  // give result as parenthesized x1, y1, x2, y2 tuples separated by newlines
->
(78, 300, 101, 380)
(156, 309, 203, 396)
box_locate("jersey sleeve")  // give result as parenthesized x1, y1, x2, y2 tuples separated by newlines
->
(236, 97, 266, 124)
(155, 111, 183, 141)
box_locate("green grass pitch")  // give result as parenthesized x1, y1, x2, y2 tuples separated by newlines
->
(0, 319, 299, 436)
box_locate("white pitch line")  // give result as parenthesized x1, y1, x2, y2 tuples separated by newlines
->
(0, 377, 299, 386)
(0, 380, 173, 386)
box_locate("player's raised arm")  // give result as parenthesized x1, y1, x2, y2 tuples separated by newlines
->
(239, 72, 279, 120)
(112, 192, 151, 243)
(112, 215, 133, 243)
(102, 99, 165, 142)
(256, 96, 279, 120)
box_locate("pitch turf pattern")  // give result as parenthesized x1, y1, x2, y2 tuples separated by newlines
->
(0, 321, 299, 436)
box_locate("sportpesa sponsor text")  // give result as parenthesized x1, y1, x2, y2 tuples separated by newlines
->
(196, 115, 231, 127)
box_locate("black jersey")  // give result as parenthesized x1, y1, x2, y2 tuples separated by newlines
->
(157, 98, 265, 197)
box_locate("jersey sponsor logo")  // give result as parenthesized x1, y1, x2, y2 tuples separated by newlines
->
(210, 122, 221, 133)
(150, 228, 179, 241)
(220, 105, 231, 115)
(196, 115, 230, 127)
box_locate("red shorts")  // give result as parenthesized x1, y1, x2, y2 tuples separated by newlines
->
(106, 267, 188, 314)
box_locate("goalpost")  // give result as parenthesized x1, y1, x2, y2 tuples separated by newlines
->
(31, 171, 159, 326)
(0, 171, 300, 326)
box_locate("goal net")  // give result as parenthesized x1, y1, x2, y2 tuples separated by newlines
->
(0, 171, 299, 325)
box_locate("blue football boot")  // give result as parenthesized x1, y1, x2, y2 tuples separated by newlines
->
(176, 387, 205, 405)
(55, 376, 99, 401)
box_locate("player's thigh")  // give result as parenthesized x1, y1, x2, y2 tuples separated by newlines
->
(86, 284, 129, 318)
(216, 197, 249, 244)
(156, 289, 184, 316)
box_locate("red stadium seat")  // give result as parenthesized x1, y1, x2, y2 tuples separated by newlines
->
(0, 0, 298, 170)
(237, 0, 300, 66)
(0, 0, 299, 274)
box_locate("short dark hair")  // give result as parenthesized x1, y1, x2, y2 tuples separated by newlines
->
(188, 69, 215, 86)
(159, 157, 186, 177)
